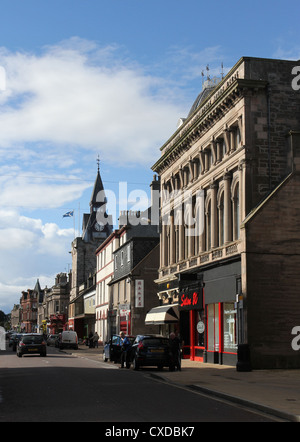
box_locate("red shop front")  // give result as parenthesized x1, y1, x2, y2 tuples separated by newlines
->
(179, 288, 205, 362)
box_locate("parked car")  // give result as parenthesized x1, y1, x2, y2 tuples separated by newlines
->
(11, 334, 24, 351)
(16, 334, 47, 357)
(130, 335, 172, 371)
(56, 331, 78, 350)
(47, 334, 59, 346)
(103, 334, 135, 363)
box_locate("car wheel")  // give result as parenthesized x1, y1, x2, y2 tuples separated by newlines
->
(133, 358, 139, 371)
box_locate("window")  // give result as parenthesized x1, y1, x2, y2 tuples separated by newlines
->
(127, 244, 131, 262)
(55, 301, 59, 313)
(206, 199, 211, 251)
(223, 303, 237, 352)
(233, 182, 240, 240)
(207, 304, 219, 352)
(218, 192, 225, 246)
(121, 250, 124, 266)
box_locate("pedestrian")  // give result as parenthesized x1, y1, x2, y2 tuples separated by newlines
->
(120, 331, 131, 369)
(169, 332, 181, 371)
(88, 331, 94, 348)
(93, 331, 99, 348)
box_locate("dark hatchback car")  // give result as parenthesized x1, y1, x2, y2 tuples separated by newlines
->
(130, 335, 172, 371)
(103, 334, 135, 363)
(17, 334, 47, 357)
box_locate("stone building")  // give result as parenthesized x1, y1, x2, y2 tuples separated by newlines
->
(10, 304, 21, 331)
(19, 279, 44, 333)
(42, 273, 71, 334)
(68, 165, 113, 333)
(152, 56, 300, 369)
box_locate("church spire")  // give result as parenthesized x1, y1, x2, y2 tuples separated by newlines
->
(90, 156, 106, 210)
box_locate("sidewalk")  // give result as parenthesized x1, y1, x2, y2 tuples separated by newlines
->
(64, 345, 300, 422)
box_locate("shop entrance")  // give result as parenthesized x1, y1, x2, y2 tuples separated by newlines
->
(180, 310, 205, 362)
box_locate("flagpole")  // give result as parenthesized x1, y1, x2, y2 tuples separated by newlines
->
(78, 203, 80, 237)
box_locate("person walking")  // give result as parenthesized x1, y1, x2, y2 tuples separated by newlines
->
(120, 331, 131, 369)
(93, 331, 99, 348)
(169, 332, 181, 371)
(88, 331, 94, 348)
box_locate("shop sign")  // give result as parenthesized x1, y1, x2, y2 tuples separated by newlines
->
(135, 279, 144, 308)
(197, 321, 205, 334)
(179, 290, 203, 311)
(119, 304, 130, 317)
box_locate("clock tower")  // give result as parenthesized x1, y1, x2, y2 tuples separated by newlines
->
(82, 158, 113, 243)
(69, 160, 113, 319)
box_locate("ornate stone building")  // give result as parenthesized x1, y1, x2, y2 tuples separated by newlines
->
(152, 57, 300, 369)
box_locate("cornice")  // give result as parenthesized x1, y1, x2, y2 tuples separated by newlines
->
(152, 78, 268, 175)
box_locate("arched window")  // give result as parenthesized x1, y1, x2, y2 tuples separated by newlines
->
(218, 191, 225, 246)
(206, 199, 212, 251)
(232, 182, 240, 240)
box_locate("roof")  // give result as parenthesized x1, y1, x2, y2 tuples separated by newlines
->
(90, 170, 106, 207)
(187, 84, 216, 118)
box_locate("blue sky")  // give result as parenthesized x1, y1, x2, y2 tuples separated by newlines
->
(0, 0, 300, 313)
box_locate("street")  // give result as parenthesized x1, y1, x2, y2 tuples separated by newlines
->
(0, 346, 277, 424)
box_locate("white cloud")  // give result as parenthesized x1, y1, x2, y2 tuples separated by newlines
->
(0, 208, 74, 312)
(0, 38, 225, 314)
(0, 38, 184, 167)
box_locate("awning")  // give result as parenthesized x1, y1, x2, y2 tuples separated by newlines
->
(145, 304, 179, 325)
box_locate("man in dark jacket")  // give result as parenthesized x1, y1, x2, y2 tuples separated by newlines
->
(120, 332, 131, 369)
(169, 332, 181, 371)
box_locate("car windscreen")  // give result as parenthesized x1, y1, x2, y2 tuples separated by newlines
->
(22, 335, 44, 344)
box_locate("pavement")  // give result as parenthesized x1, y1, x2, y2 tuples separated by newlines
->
(63, 345, 300, 422)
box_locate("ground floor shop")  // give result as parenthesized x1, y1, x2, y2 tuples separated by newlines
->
(153, 258, 241, 367)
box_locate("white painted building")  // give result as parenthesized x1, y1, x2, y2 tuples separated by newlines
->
(95, 229, 124, 343)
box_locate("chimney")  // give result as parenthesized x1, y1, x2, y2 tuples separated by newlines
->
(150, 174, 160, 226)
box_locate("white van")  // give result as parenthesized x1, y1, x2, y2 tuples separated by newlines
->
(58, 331, 78, 350)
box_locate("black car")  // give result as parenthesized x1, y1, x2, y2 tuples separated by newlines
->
(130, 335, 172, 371)
(103, 334, 135, 363)
(16, 334, 47, 357)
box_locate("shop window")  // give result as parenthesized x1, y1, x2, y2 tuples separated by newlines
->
(223, 303, 237, 353)
(207, 303, 219, 352)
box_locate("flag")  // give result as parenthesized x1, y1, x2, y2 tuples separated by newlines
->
(63, 210, 74, 218)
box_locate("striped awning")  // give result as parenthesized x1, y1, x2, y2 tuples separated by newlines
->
(145, 304, 179, 325)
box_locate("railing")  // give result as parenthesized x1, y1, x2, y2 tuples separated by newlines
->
(160, 240, 240, 278)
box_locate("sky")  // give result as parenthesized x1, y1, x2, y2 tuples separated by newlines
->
(0, 0, 300, 313)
